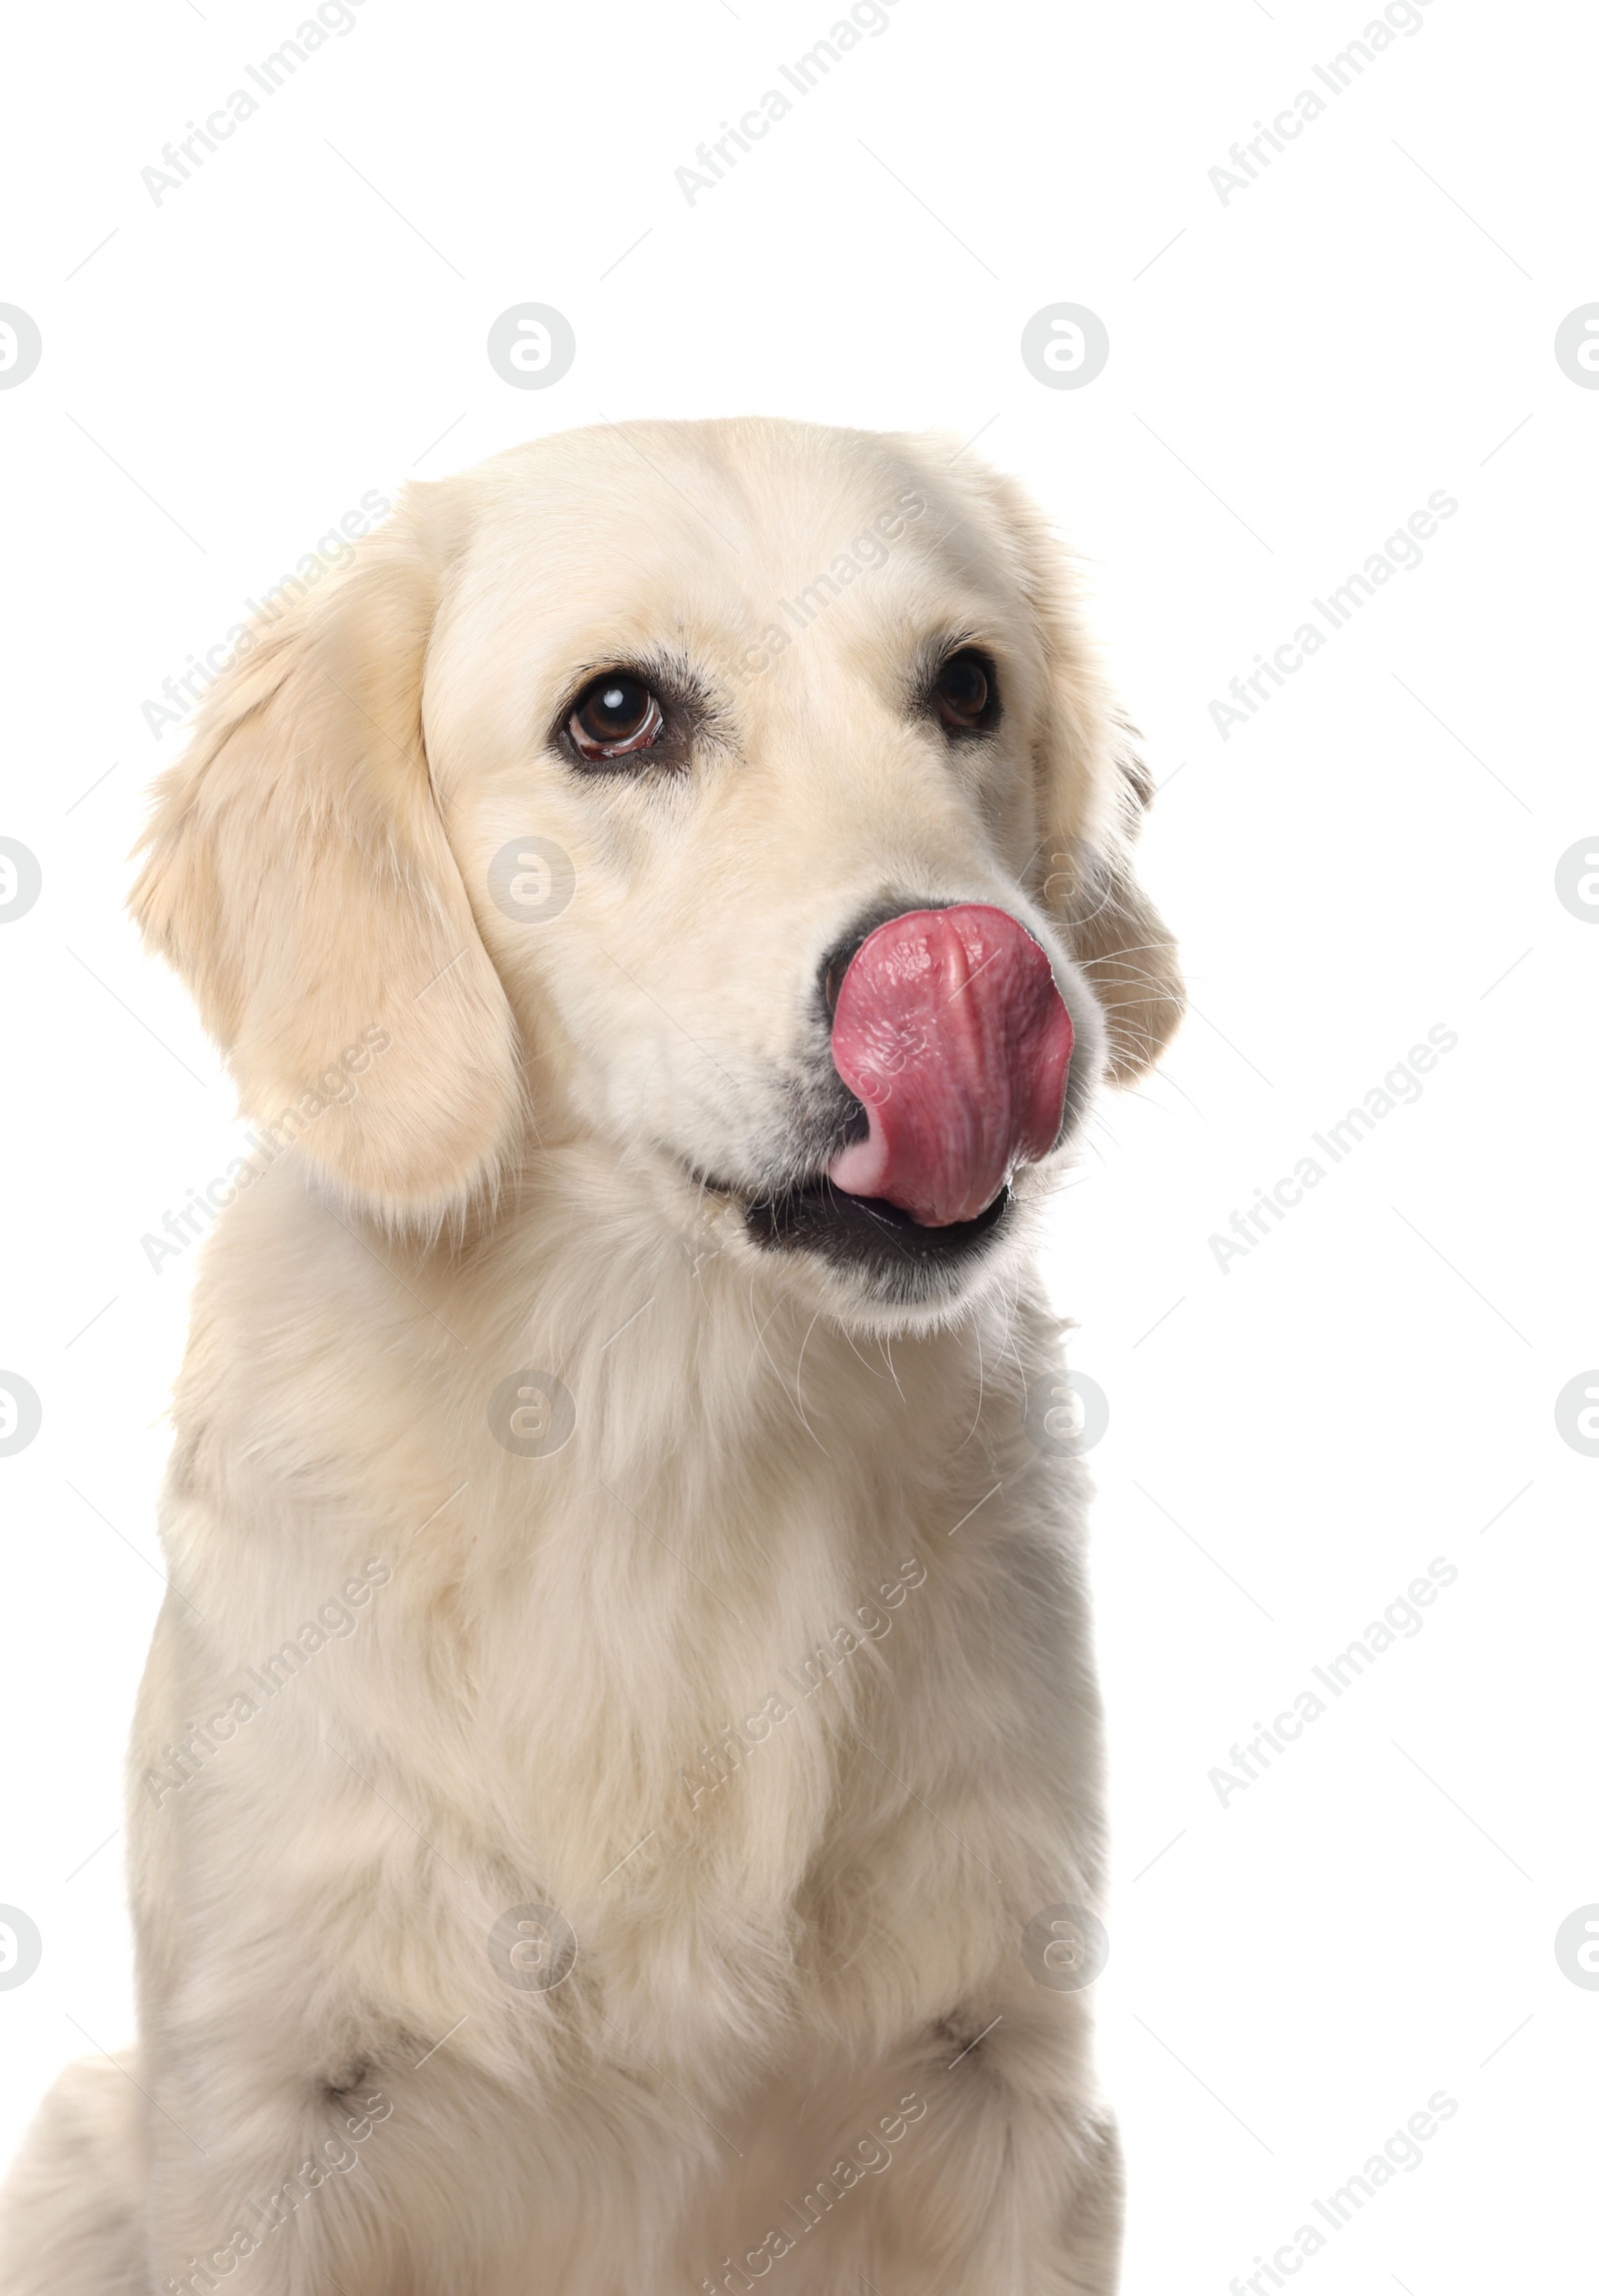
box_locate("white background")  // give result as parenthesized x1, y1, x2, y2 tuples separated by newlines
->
(1, 0, 1594, 2288)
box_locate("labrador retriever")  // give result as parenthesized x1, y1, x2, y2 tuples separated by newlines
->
(0, 418, 1181, 2296)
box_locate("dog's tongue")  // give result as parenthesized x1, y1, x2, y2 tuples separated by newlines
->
(826, 906, 1073, 1227)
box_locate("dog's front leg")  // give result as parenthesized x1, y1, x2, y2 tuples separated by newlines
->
(142, 2065, 411, 2296)
(775, 1996, 1121, 2296)
(875, 2002, 1122, 2296)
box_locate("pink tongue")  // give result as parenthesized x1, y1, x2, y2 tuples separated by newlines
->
(826, 906, 1073, 1227)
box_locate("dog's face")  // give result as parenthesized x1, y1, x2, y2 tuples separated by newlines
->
(133, 420, 1181, 1327)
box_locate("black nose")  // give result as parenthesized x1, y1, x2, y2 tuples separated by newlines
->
(821, 939, 863, 1017)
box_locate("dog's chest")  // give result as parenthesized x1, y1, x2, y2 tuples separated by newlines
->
(446, 1461, 939, 1993)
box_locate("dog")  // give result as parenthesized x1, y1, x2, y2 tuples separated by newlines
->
(0, 417, 1182, 2295)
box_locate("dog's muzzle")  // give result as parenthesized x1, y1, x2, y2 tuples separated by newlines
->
(824, 905, 1074, 1227)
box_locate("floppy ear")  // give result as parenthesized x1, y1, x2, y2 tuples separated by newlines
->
(931, 450, 1184, 1085)
(130, 486, 523, 1227)
(1036, 701, 1185, 1086)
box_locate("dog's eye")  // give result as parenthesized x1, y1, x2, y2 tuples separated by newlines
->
(568, 673, 666, 762)
(933, 650, 997, 732)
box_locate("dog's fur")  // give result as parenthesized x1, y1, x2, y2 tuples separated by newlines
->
(0, 419, 1181, 2295)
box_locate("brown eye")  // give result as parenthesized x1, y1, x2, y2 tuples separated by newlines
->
(568, 672, 665, 762)
(933, 649, 997, 732)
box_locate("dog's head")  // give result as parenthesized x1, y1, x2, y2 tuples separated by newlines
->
(132, 419, 1181, 1327)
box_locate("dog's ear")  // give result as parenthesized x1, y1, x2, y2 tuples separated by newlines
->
(930, 450, 1184, 1085)
(1036, 703, 1184, 1087)
(130, 486, 523, 1227)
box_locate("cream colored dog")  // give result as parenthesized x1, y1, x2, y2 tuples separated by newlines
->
(0, 419, 1181, 2296)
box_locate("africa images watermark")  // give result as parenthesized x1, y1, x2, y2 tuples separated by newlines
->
(141, 1027, 392, 1273)
(1209, 490, 1458, 743)
(696, 2092, 930, 2295)
(139, 0, 376, 206)
(674, 0, 904, 205)
(157, 2089, 393, 2296)
(141, 490, 392, 740)
(1207, 0, 1442, 207)
(1226, 2088, 1458, 2293)
(734, 488, 926, 685)
(1208, 1023, 1458, 1273)
(1208, 1555, 1459, 1809)
(680, 1555, 926, 1811)
(140, 1559, 394, 1810)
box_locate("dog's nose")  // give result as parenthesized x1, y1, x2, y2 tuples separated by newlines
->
(824, 905, 1074, 1227)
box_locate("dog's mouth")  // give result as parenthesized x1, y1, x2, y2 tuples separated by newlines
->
(821, 905, 1073, 1227)
(702, 905, 1074, 1300)
(741, 1170, 1014, 1285)
(686, 1150, 1019, 1304)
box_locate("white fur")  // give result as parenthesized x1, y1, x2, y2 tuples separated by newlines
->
(0, 420, 1180, 2296)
